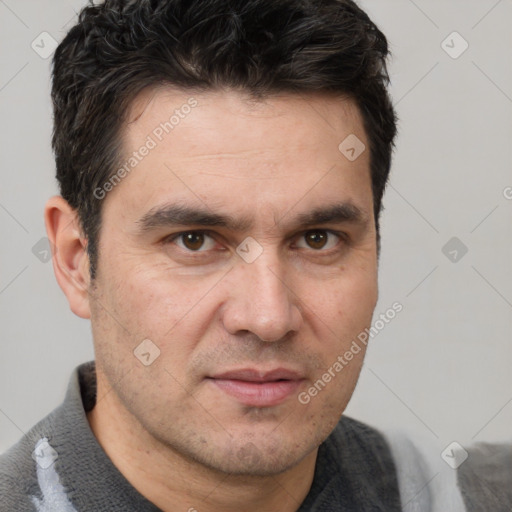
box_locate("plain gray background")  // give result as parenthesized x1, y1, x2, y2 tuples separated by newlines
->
(1, 0, 511, 458)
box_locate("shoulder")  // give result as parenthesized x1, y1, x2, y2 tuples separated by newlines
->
(379, 427, 512, 512)
(0, 401, 83, 512)
(329, 415, 399, 463)
(457, 441, 512, 511)
(0, 429, 41, 511)
(318, 415, 403, 510)
(0, 363, 89, 512)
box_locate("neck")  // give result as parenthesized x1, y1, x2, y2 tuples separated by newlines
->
(86, 371, 317, 512)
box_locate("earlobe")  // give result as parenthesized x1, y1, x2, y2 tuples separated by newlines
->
(44, 196, 92, 319)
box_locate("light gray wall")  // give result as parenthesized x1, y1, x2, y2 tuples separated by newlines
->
(1, 0, 511, 457)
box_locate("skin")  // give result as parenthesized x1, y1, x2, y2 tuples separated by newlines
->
(45, 87, 378, 512)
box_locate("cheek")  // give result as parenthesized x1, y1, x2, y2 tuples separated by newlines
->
(313, 270, 377, 334)
(346, 256, 378, 308)
(100, 264, 221, 366)
(343, 274, 378, 324)
(106, 263, 184, 329)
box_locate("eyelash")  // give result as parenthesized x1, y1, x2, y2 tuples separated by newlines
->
(164, 229, 347, 256)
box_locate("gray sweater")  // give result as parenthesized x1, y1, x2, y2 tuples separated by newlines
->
(0, 362, 510, 511)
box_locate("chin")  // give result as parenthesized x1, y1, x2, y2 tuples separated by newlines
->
(165, 427, 317, 477)
(204, 449, 306, 477)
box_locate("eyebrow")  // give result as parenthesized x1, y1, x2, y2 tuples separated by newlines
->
(136, 201, 369, 235)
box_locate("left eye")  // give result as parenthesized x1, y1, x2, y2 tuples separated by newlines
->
(171, 231, 217, 252)
(295, 230, 341, 251)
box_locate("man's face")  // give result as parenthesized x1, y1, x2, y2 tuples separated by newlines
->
(88, 88, 378, 475)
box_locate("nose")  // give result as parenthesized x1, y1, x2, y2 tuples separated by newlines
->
(221, 250, 303, 342)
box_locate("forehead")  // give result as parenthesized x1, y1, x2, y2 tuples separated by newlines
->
(104, 86, 372, 227)
(124, 85, 365, 153)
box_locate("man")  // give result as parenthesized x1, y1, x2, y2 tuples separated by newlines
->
(0, 0, 510, 510)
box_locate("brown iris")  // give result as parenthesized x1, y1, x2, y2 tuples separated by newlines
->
(305, 230, 328, 250)
(182, 232, 205, 251)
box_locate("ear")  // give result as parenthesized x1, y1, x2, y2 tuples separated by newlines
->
(44, 196, 91, 319)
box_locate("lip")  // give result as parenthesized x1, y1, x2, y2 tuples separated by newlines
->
(208, 368, 304, 407)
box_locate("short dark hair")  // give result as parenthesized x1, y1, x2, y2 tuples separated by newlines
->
(51, 0, 397, 279)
